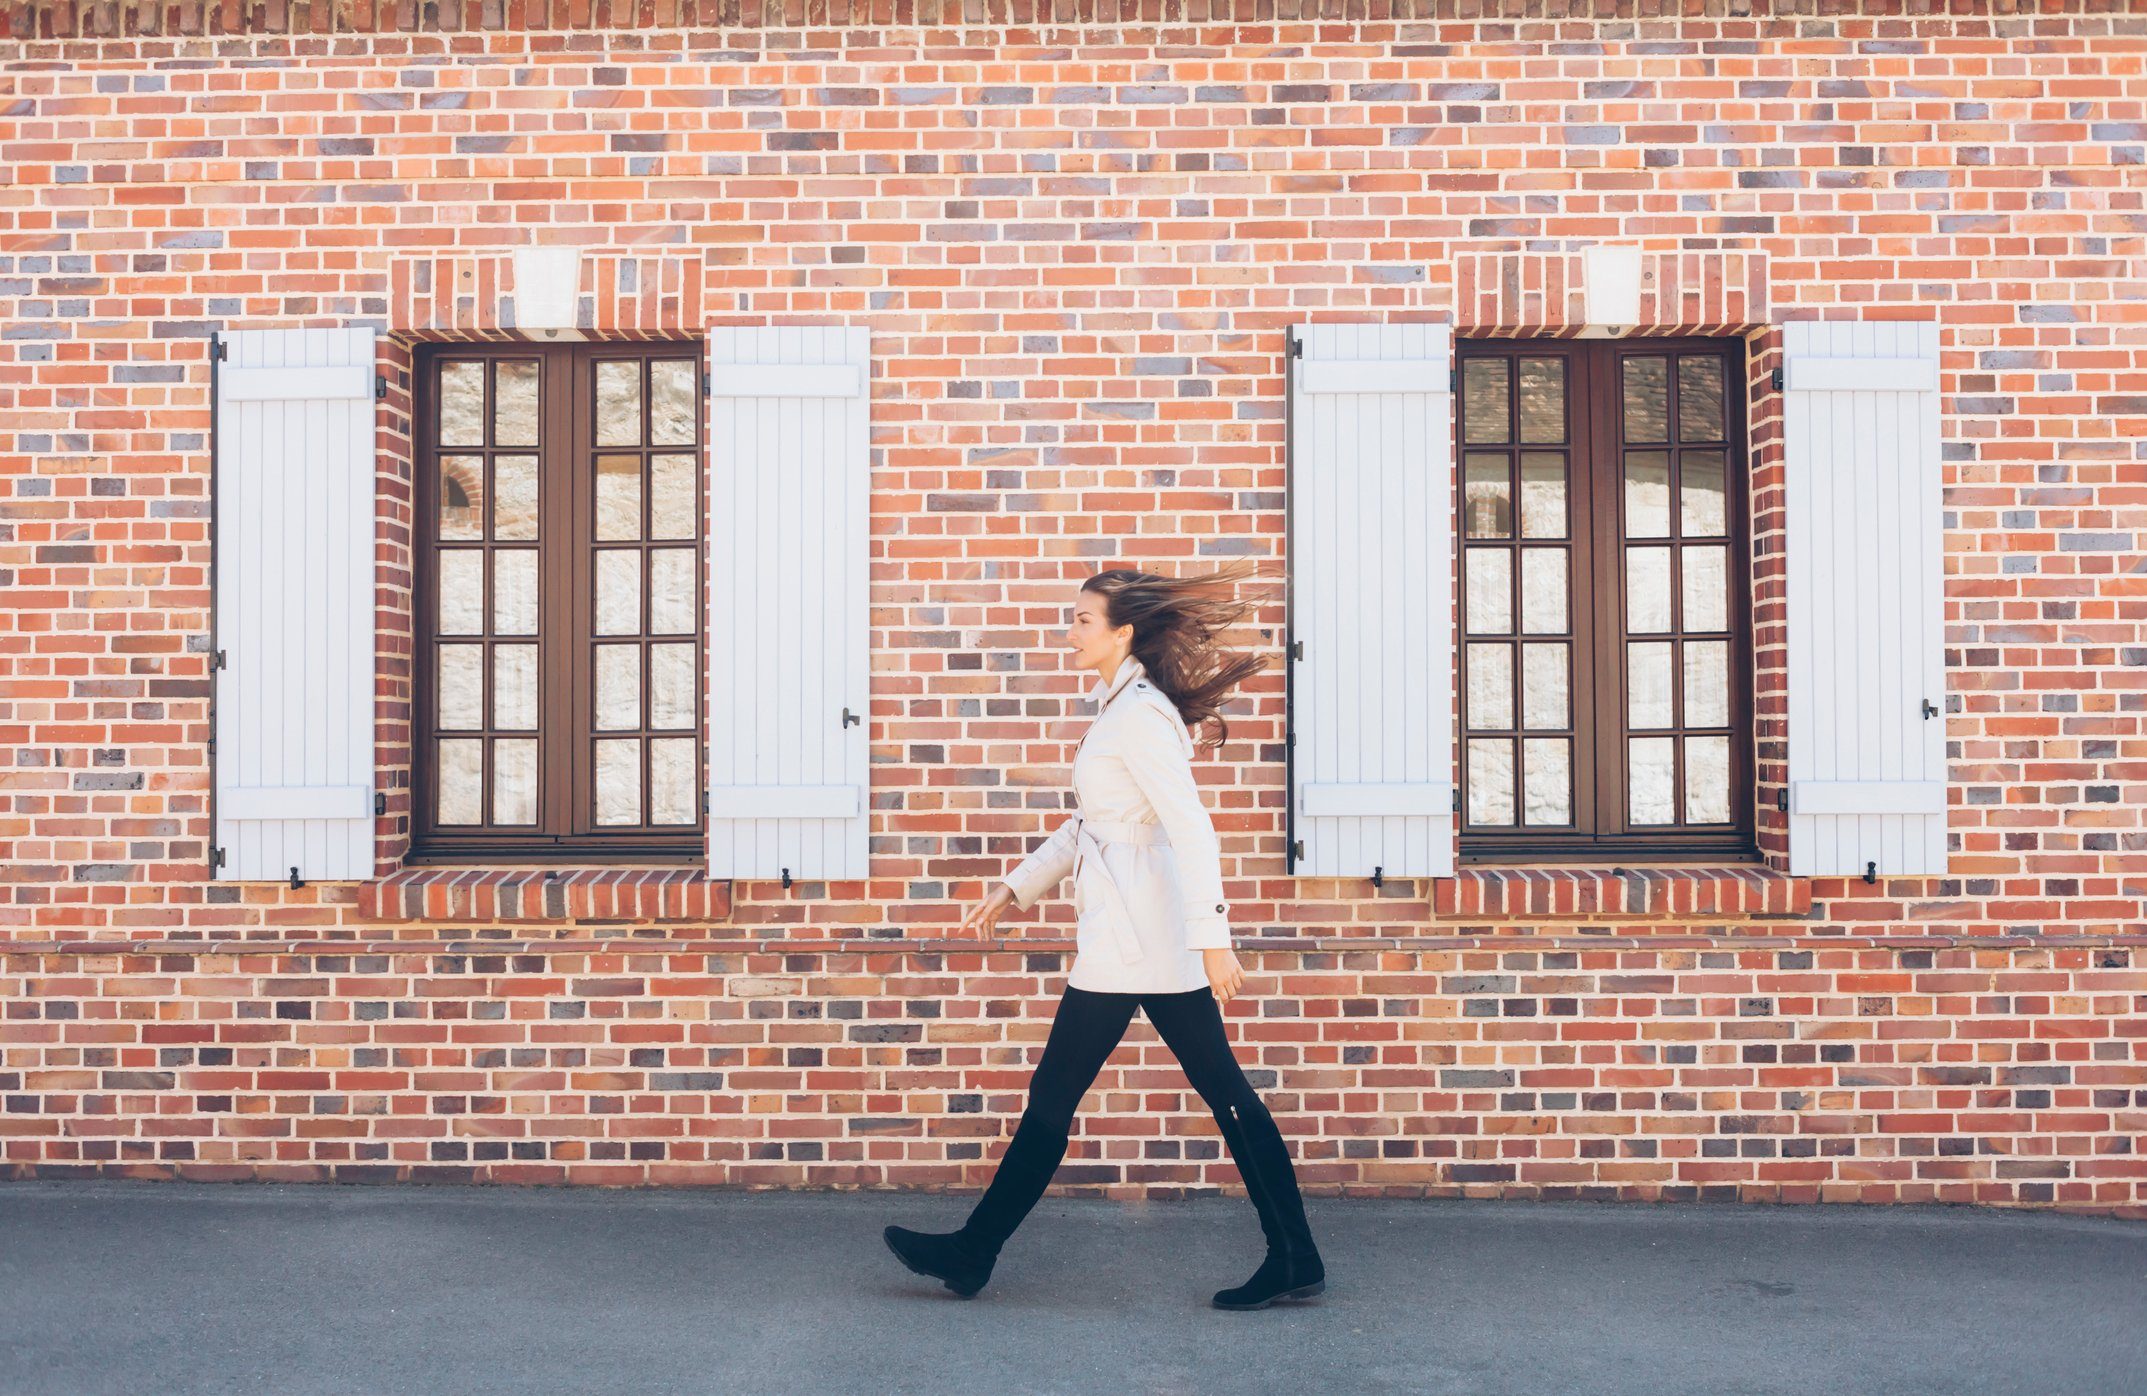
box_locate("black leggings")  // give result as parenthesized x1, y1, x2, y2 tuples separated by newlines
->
(955, 983, 1319, 1262)
(1025, 984, 1265, 1132)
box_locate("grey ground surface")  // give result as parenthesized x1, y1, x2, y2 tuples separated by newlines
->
(1, 1181, 2141, 1395)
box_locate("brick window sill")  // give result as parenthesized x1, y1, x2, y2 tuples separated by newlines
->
(358, 867, 730, 924)
(1440, 864, 1809, 920)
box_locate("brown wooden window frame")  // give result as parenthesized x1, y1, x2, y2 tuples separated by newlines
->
(412, 341, 707, 864)
(1456, 335, 1756, 864)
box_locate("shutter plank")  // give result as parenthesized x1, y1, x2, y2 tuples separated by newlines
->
(1289, 322, 1455, 878)
(213, 327, 377, 881)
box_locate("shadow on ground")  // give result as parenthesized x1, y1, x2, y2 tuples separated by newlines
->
(1, 1181, 2141, 1395)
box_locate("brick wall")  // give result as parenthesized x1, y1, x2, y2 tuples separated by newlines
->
(2, 6, 2142, 1214)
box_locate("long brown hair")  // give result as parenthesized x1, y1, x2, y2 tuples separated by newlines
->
(1081, 558, 1278, 752)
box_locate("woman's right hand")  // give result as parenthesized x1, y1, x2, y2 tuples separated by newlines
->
(959, 881, 1018, 937)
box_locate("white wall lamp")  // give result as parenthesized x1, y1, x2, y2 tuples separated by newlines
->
(1577, 243, 1645, 338)
(512, 246, 586, 340)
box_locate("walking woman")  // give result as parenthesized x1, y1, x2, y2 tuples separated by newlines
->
(883, 560, 1326, 1310)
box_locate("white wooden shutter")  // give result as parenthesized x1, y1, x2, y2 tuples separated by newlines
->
(705, 326, 870, 881)
(1287, 322, 1456, 879)
(1783, 320, 1946, 877)
(211, 327, 378, 882)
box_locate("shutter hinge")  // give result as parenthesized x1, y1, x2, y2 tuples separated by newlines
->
(842, 706, 861, 728)
(1450, 364, 1459, 392)
(1770, 366, 1785, 390)
(290, 866, 304, 889)
(1286, 731, 1295, 750)
(780, 868, 794, 889)
(210, 334, 227, 362)
(1921, 699, 1938, 720)
(703, 369, 712, 398)
(374, 791, 387, 817)
(1776, 789, 1789, 813)
(1288, 639, 1303, 661)
(375, 375, 388, 402)
(1288, 338, 1303, 358)
(1289, 839, 1303, 862)
(212, 649, 226, 671)
(1452, 788, 1462, 814)
(1370, 865, 1384, 889)
(210, 846, 226, 869)
(1863, 861, 1877, 885)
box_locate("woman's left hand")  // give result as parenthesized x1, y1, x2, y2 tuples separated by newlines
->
(1202, 947, 1246, 1005)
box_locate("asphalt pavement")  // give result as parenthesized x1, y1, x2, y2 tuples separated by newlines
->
(1, 1181, 2141, 1395)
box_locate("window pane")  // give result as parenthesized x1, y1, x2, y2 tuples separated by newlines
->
(494, 360, 540, 447)
(1678, 356, 1725, 442)
(1521, 642, 1569, 730)
(1628, 737, 1676, 825)
(438, 362, 485, 447)
(493, 738, 538, 825)
(651, 360, 698, 446)
(1518, 358, 1564, 444)
(1465, 643, 1513, 730)
(1466, 737, 1516, 825)
(492, 550, 538, 635)
(595, 550, 641, 636)
(1684, 641, 1730, 728)
(595, 645, 641, 731)
(493, 455, 539, 540)
(649, 549, 696, 634)
(650, 737, 698, 825)
(1463, 453, 1511, 538)
(438, 457, 485, 540)
(1684, 735, 1731, 823)
(1464, 548, 1511, 634)
(596, 738, 642, 825)
(437, 644, 484, 730)
(1682, 546, 1728, 632)
(1462, 360, 1509, 444)
(1622, 356, 1667, 442)
(1519, 549, 1566, 634)
(650, 454, 697, 540)
(493, 643, 537, 730)
(1626, 546, 1673, 633)
(1624, 452, 1671, 536)
(1519, 452, 1566, 538)
(596, 361, 642, 446)
(437, 739, 483, 824)
(596, 455, 642, 541)
(437, 550, 485, 635)
(1522, 738, 1571, 825)
(1627, 641, 1674, 728)
(650, 643, 697, 729)
(1681, 449, 1727, 537)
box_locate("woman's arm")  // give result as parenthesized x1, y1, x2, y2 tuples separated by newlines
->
(1001, 814, 1078, 910)
(1115, 703, 1231, 950)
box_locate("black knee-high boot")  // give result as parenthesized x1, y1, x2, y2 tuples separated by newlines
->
(1210, 1096, 1325, 1310)
(883, 1110, 1070, 1298)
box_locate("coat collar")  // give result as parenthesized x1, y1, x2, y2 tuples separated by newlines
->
(1090, 654, 1145, 707)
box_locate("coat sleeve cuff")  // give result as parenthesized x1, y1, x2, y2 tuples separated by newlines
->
(1002, 871, 1046, 911)
(1181, 913, 1232, 951)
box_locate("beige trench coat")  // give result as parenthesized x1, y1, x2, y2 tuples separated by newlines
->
(999, 655, 1231, 994)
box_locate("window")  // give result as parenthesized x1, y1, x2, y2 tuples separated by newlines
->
(414, 344, 705, 860)
(1457, 337, 1753, 860)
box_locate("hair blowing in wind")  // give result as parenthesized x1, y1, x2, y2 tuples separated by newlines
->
(1081, 558, 1278, 752)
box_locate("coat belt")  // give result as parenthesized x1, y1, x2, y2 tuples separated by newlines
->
(1070, 816, 1170, 964)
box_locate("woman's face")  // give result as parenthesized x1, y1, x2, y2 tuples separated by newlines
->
(1066, 587, 1132, 673)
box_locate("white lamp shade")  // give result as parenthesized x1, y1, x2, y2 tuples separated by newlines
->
(512, 247, 583, 332)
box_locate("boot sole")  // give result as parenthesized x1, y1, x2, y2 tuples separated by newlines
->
(1211, 1278, 1326, 1311)
(882, 1226, 987, 1299)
